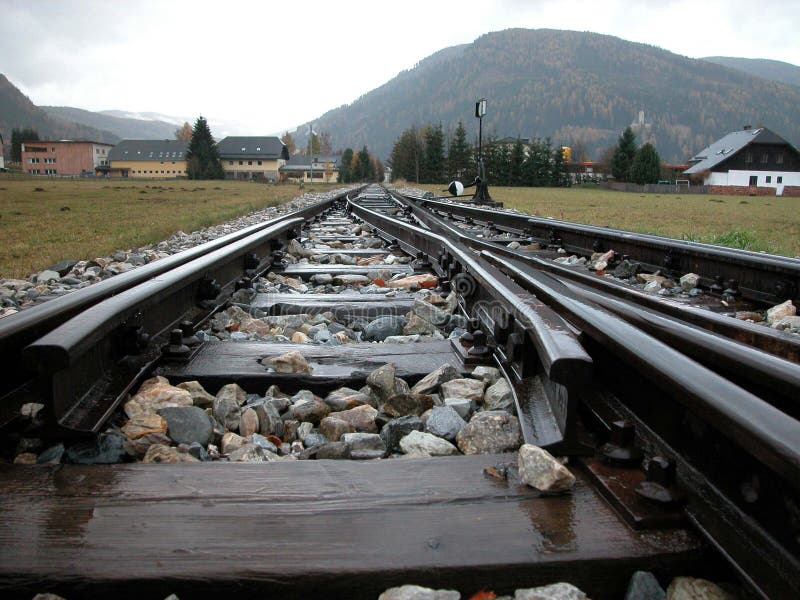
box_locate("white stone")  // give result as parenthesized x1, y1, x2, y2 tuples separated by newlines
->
(679, 272, 700, 292)
(518, 443, 576, 492)
(766, 300, 795, 324)
(399, 430, 459, 456)
(378, 585, 460, 600)
(666, 577, 732, 600)
(515, 583, 588, 600)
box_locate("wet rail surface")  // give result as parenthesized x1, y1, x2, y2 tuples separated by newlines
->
(0, 185, 798, 599)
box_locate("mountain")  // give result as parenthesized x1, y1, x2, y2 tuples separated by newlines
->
(0, 74, 118, 151)
(42, 106, 177, 140)
(703, 57, 800, 89)
(293, 29, 800, 163)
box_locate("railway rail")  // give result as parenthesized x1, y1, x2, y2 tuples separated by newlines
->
(0, 185, 798, 599)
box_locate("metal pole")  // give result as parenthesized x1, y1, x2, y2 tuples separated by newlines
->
(309, 123, 313, 187)
(478, 114, 483, 180)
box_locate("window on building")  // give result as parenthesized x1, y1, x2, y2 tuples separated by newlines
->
(745, 152, 753, 163)
(239, 161, 243, 165)
(258, 160, 262, 166)
(248, 161, 253, 166)
(229, 161, 233, 166)
(778, 176, 783, 183)
(766, 176, 772, 183)
(761, 153, 769, 164)
(749, 175, 758, 186)
(776, 153, 784, 164)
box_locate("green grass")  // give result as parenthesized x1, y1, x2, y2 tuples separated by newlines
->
(0, 176, 338, 278)
(408, 184, 800, 258)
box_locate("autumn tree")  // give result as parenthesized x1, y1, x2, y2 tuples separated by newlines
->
(611, 127, 637, 182)
(281, 131, 297, 155)
(174, 122, 192, 141)
(318, 131, 333, 155)
(630, 143, 661, 184)
(186, 116, 223, 179)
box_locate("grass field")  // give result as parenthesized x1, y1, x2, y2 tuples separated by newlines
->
(411, 183, 800, 258)
(0, 176, 337, 279)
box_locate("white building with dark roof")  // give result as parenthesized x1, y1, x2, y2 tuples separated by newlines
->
(683, 126, 800, 195)
(217, 136, 289, 181)
(279, 154, 341, 183)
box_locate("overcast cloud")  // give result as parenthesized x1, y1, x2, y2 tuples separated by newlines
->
(1, 0, 798, 136)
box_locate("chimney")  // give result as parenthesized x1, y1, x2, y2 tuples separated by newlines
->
(743, 125, 752, 130)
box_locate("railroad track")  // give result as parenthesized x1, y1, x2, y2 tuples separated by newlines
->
(1, 185, 798, 599)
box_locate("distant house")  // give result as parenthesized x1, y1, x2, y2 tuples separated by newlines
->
(683, 126, 800, 195)
(107, 139, 188, 178)
(279, 154, 340, 183)
(21, 140, 113, 176)
(217, 136, 289, 181)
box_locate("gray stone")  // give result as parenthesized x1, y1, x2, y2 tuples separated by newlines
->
(456, 411, 522, 455)
(333, 274, 371, 286)
(66, 433, 127, 464)
(410, 364, 460, 395)
(679, 272, 700, 292)
(302, 432, 329, 448)
(36, 269, 60, 284)
(440, 378, 485, 402)
(36, 443, 65, 464)
(316, 441, 352, 460)
(158, 406, 214, 446)
(46, 259, 79, 276)
(399, 430, 459, 456)
(382, 393, 434, 418)
(612, 259, 639, 279)
(212, 392, 241, 432)
(311, 273, 333, 285)
(471, 365, 501, 385)
(518, 443, 576, 492)
(288, 399, 330, 425)
(216, 382, 247, 406)
(253, 401, 284, 437)
(378, 585, 460, 600)
(444, 397, 473, 420)
(228, 443, 277, 462)
(403, 313, 438, 335)
(367, 363, 398, 399)
(625, 571, 666, 600)
(412, 299, 451, 327)
(176, 380, 216, 409)
(363, 316, 408, 341)
(484, 378, 514, 412)
(297, 421, 314, 439)
(514, 583, 588, 599)
(342, 432, 387, 459)
(380, 415, 424, 452)
(425, 406, 467, 441)
(249, 433, 278, 453)
(185, 442, 209, 461)
(383, 334, 421, 344)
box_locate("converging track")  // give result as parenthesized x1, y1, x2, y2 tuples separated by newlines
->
(1, 185, 798, 599)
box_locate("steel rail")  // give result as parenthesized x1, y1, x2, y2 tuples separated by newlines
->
(388, 190, 800, 363)
(0, 190, 349, 399)
(23, 215, 309, 435)
(407, 194, 800, 306)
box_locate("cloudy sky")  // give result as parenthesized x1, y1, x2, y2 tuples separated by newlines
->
(2, 0, 798, 136)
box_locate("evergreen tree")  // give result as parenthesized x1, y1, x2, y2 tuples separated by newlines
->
(356, 146, 374, 181)
(339, 148, 354, 183)
(186, 116, 223, 179)
(551, 146, 570, 187)
(447, 121, 472, 181)
(630, 143, 662, 184)
(611, 127, 637, 182)
(509, 137, 526, 186)
(421, 124, 445, 183)
(389, 127, 423, 182)
(10, 127, 39, 163)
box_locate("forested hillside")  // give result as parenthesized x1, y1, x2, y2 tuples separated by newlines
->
(703, 57, 800, 89)
(0, 74, 118, 152)
(41, 106, 176, 140)
(296, 29, 800, 163)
